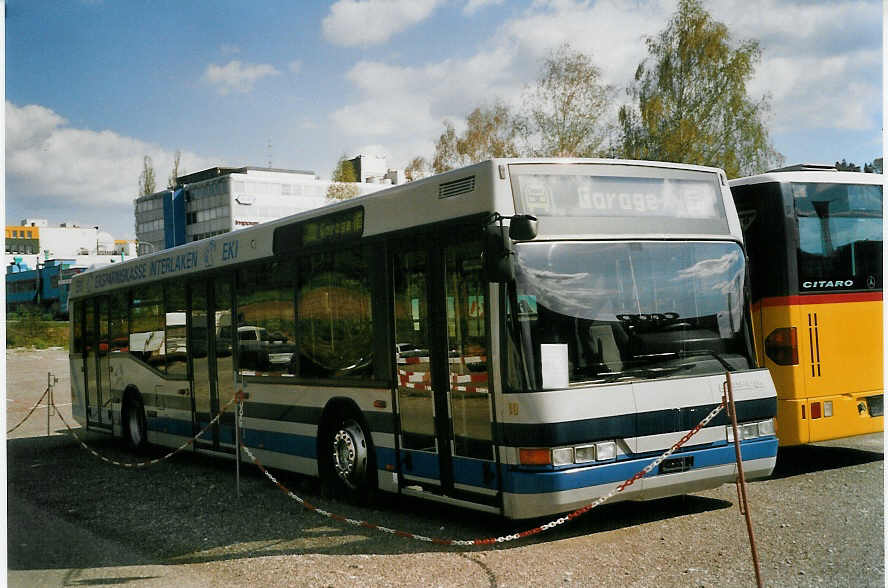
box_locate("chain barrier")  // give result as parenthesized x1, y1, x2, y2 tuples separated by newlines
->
(240, 400, 725, 546)
(7, 386, 50, 435)
(52, 394, 238, 468)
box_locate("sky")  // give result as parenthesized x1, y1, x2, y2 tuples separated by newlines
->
(5, 0, 883, 239)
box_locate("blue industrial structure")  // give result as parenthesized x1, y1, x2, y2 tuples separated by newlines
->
(6, 258, 86, 317)
(163, 188, 187, 249)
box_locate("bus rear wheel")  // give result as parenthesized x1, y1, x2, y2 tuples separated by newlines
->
(323, 414, 375, 503)
(122, 392, 148, 452)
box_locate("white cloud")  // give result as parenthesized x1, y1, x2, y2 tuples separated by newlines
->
(496, 0, 672, 93)
(5, 102, 216, 209)
(288, 60, 303, 74)
(463, 0, 504, 15)
(749, 49, 881, 132)
(330, 0, 881, 167)
(202, 60, 281, 95)
(322, 0, 443, 47)
(705, 0, 882, 133)
(331, 47, 520, 148)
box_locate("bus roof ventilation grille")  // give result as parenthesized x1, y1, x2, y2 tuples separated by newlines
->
(438, 176, 475, 199)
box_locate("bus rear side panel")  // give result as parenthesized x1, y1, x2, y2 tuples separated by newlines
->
(799, 297, 883, 443)
(758, 300, 808, 443)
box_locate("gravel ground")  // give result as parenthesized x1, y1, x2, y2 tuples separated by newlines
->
(6, 348, 884, 587)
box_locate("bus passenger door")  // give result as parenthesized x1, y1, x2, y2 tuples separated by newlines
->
(443, 242, 497, 499)
(394, 248, 442, 485)
(84, 296, 112, 430)
(189, 277, 236, 450)
(394, 239, 498, 504)
(190, 281, 213, 447)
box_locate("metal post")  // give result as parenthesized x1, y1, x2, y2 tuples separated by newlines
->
(236, 377, 248, 498)
(724, 371, 764, 588)
(235, 392, 242, 498)
(46, 372, 54, 436)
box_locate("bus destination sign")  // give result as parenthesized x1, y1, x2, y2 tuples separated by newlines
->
(302, 207, 364, 246)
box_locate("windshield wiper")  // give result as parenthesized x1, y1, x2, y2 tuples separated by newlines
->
(591, 363, 696, 383)
(633, 350, 735, 371)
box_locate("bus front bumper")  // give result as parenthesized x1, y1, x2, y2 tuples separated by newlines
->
(501, 438, 777, 519)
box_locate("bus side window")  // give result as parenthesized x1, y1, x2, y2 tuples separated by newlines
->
(110, 290, 129, 354)
(236, 260, 296, 376)
(165, 281, 187, 378)
(296, 247, 373, 380)
(130, 283, 164, 372)
(72, 301, 84, 354)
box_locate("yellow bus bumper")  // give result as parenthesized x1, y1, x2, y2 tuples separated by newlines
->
(777, 393, 884, 446)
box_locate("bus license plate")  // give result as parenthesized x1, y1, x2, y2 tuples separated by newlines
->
(867, 395, 883, 417)
(659, 456, 693, 475)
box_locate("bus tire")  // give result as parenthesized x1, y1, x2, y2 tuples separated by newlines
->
(122, 391, 148, 453)
(321, 409, 375, 503)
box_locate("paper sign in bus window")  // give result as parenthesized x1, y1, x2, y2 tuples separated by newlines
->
(540, 344, 569, 389)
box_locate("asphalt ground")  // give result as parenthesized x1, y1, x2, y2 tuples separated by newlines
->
(6, 348, 885, 587)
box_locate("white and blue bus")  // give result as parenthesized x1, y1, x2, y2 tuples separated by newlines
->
(68, 158, 778, 519)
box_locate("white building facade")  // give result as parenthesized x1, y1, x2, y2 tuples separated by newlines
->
(135, 165, 395, 253)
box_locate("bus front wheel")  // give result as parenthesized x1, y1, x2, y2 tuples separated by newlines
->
(122, 392, 148, 452)
(323, 413, 374, 503)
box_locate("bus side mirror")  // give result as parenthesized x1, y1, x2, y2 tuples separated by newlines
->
(483, 222, 515, 283)
(509, 215, 538, 241)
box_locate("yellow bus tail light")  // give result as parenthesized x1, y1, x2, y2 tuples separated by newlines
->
(765, 327, 799, 365)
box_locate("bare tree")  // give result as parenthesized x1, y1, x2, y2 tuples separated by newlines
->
(404, 156, 430, 181)
(431, 101, 520, 172)
(138, 155, 157, 196)
(517, 43, 613, 157)
(168, 150, 182, 188)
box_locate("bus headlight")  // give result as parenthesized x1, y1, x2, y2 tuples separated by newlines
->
(552, 447, 574, 466)
(741, 423, 759, 439)
(727, 419, 776, 442)
(757, 419, 776, 436)
(518, 441, 619, 466)
(574, 444, 596, 463)
(595, 441, 617, 461)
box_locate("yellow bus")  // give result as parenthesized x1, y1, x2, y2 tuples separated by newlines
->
(730, 165, 883, 445)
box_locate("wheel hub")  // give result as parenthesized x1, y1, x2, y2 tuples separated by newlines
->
(332, 430, 357, 480)
(330, 419, 368, 489)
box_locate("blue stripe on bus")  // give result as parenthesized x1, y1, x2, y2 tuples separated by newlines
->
(452, 456, 497, 489)
(501, 437, 777, 494)
(148, 416, 194, 438)
(241, 428, 316, 458)
(143, 416, 776, 495)
(399, 449, 441, 479)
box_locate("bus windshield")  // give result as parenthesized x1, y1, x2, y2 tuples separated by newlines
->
(506, 241, 752, 390)
(793, 182, 883, 291)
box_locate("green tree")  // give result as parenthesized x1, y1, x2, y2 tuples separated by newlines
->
(618, 0, 782, 177)
(431, 101, 519, 173)
(326, 155, 360, 200)
(518, 43, 613, 157)
(138, 155, 156, 196)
